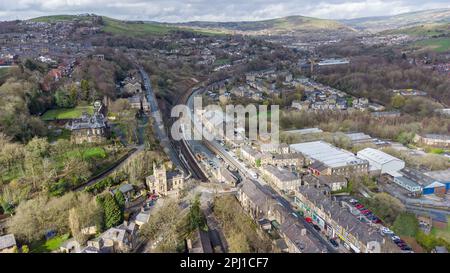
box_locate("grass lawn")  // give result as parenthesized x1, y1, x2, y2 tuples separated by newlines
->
(65, 147, 107, 161)
(415, 38, 450, 53)
(30, 233, 70, 253)
(0, 67, 10, 77)
(431, 217, 450, 242)
(41, 106, 94, 121)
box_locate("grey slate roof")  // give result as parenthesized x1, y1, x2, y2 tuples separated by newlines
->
(0, 234, 16, 250)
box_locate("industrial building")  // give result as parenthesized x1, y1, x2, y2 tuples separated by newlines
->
(290, 141, 369, 176)
(424, 169, 450, 194)
(357, 148, 405, 174)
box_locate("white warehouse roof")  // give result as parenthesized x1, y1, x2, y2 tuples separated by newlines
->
(357, 148, 404, 173)
(290, 141, 366, 168)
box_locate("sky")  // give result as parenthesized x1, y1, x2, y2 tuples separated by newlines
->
(0, 0, 449, 22)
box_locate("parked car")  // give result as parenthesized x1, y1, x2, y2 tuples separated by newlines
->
(361, 209, 371, 215)
(312, 224, 321, 232)
(305, 217, 313, 223)
(391, 236, 401, 241)
(329, 239, 339, 248)
(380, 227, 394, 234)
(401, 246, 412, 251)
(349, 199, 358, 204)
(355, 204, 364, 209)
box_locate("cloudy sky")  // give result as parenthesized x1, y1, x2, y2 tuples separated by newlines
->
(0, 0, 449, 22)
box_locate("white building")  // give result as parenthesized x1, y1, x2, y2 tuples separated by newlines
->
(357, 148, 405, 174)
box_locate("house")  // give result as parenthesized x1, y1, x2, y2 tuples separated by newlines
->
(0, 234, 16, 253)
(357, 148, 405, 175)
(128, 94, 150, 111)
(269, 153, 305, 168)
(259, 143, 290, 154)
(294, 185, 399, 253)
(82, 221, 137, 253)
(146, 163, 185, 196)
(237, 179, 273, 220)
(303, 175, 347, 192)
(239, 145, 266, 166)
(260, 165, 301, 192)
(114, 183, 135, 200)
(67, 101, 108, 144)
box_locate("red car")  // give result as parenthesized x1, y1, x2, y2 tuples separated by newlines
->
(305, 217, 313, 223)
(361, 209, 371, 214)
(355, 204, 364, 209)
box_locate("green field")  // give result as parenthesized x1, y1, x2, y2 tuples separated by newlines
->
(388, 23, 450, 37)
(415, 38, 450, 53)
(102, 17, 222, 37)
(431, 216, 450, 242)
(41, 106, 94, 121)
(30, 233, 70, 253)
(31, 15, 81, 23)
(102, 17, 175, 36)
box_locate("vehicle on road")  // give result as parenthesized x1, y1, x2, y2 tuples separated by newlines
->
(329, 239, 339, 248)
(313, 224, 321, 232)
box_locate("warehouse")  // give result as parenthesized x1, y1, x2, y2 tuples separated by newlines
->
(357, 148, 405, 174)
(290, 141, 368, 176)
(424, 169, 450, 193)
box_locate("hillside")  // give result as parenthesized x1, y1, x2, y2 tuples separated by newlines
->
(30, 15, 219, 37)
(175, 15, 356, 36)
(341, 8, 450, 32)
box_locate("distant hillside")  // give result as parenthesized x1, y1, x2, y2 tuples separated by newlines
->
(341, 8, 450, 32)
(174, 15, 356, 36)
(30, 14, 219, 37)
(384, 22, 450, 37)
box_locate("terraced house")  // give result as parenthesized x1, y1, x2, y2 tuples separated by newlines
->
(294, 185, 399, 253)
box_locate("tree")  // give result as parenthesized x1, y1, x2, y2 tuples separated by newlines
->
(114, 190, 126, 211)
(392, 212, 419, 237)
(21, 245, 29, 253)
(187, 195, 206, 232)
(103, 194, 123, 229)
(140, 200, 182, 252)
(391, 94, 406, 109)
(54, 86, 77, 108)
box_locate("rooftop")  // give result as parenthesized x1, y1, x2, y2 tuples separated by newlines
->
(0, 234, 16, 250)
(357, 148, 403, 165)
(298, 185, 384, 245)
(424, 169, 450, 183)
(262, 165, 299, 182)
(290, 141, 366, 168)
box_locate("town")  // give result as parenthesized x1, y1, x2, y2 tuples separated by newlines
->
(0, 4, 450, 257)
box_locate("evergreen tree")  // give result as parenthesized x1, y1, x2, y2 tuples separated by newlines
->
(114, 190, 126, 211)
(104, 194, 123, 229)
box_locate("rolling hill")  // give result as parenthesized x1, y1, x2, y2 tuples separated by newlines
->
(341, 8, 450, 32)
(174, 15, 356, 36)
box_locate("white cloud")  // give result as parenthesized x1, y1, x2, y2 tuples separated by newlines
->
(0, 0, 448, 22)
